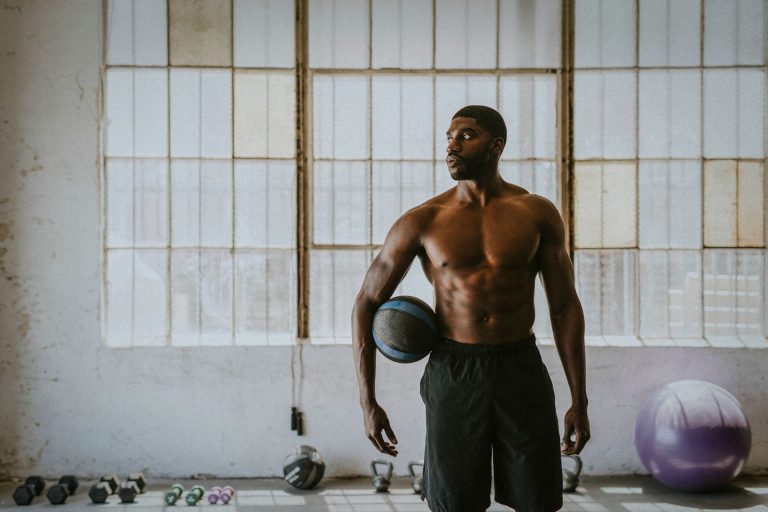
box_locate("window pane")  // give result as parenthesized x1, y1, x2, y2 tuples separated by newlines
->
(499, 75, 557, 160)
(574, 71, 637, 159)
(235, 160, 297, 249)
(313, 161, 369, 245)
(310, 250, 371, 341)
(435, 0, 497, 69)
(106, 159, 135, 248)
(133, 249, 169, 346)
(372, 75, 434, 160)
(313, 75, 370, 159)
(372, 161, 434, 244)
(737, 162, 765, 247)
(234, 0, 295, 68)
(106, 249, 134, 346)
(639, 70, 701, 158)
(499, 161, 558, 205)
(134, 158, 169, 247)
(169, 0, 232, 66)
(234, 71, 296, 158)
(372, 0, 433, 69)
(639, 0, 700, 67)
(703, 160, 737, 247)
(434, 75, 498, 159)
(171, 69, 232, 158)
(575, 163, 636, 248)
(704, 0, 765, 66)
(499, 0, 561, 68)
(575, 0, 636, 68)
(309, 0, 369, 68)
(107, 0, 168, 66)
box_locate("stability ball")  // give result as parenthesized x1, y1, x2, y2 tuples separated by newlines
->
(635, 380, 751, 491)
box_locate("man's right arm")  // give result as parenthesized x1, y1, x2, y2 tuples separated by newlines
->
(352, 210, 425, 456)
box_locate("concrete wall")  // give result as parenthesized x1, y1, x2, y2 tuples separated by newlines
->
(0, 0, 766, 480)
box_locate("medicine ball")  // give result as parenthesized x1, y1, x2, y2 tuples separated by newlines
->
(283, 445, 325, 490)
(372, 296, 438, 363)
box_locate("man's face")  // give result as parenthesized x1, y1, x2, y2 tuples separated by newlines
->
(445, 117, 496, 181)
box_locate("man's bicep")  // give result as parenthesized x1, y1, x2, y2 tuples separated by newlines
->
(537, 207, 577, 314)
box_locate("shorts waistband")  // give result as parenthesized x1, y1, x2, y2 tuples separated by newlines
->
(434, 333, 537, 354)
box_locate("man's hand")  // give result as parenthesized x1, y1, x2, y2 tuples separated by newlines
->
(363, 403, 398, 456)
(561, 405, 590, 455)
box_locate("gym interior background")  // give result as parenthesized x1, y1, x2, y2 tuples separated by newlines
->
(0, 0, 767, 484)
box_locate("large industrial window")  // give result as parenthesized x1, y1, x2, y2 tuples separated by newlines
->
(102, 0, 767, 348)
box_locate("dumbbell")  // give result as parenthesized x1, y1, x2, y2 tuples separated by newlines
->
(117, 472, 147, 503)
(46, 475, 79, 505)
(12, 475, 45, 506)
(371, 460, 393, 493)
(164, 483, 184, 505)
(185, 485, 205, 506)
(89, 474, 120, 504)
(207, 486, 223, 504)
(220, 485, 234, 505)
(408, 461, 424, 494)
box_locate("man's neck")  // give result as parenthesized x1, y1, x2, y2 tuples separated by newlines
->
(455, 169, 505, 206)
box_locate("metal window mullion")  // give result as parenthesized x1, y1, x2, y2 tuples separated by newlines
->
(296, 0, 310, 339)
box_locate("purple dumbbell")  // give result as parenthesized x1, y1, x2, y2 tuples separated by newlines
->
(207, 486, 222, 504)
(220, 486, 235, 505)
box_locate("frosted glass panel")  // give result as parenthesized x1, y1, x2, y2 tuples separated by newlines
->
(313, 75, 370, 159)
(639, 70, 701, 158)
(313, 161, 369, 245)
(639, 250, 702, 339)
(575, 0, 636, 68)
(639, 0, 700, 67)
(434, 76, 498, 159)
(235, 160, 296, 248)
(171, 160, 233, 248)
(703, 160, 737, 247)
(372, 0, 433, 69)
(235, 71, 296, 158)
(106, 250, 134, 346)
(133, 249, 169, 346)
(134, 159, 169, 247)
(639, 161, 702, 249)
(575, 250, 637, 336)
(107, 0, 168, 65)
(234, 0, 295, 68)
(309, 0, 369, 68)
(235, 251, 296, 345)
(310, 250, 371, 341)
(703, 250, 765, 341)
(704, 69, 766, 158)
(704, 0, 765, 66)
(372, 161, 434, 244)
(106, 69, 169, 158)
(171, 249, 200, 345)
(737, 162, 765, 247)
(574, 163, 636, 248)
(574, 71, 637, 159)
(499, 75, 557, 159)
(171, 69, 232, 158)
(499, 0, 561, 68)
(169, 0, 232, 66)
(106, 159, 135, 248)
(499, 161, 558, 205)
(435, 0, 497, 69)
(372, 76, 434, 159)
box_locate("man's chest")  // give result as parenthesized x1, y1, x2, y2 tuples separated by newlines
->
(422, 207, 541, 270)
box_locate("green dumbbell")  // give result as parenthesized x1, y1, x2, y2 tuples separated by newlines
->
(185, 485, 205, 506)
(164, 483, 184, 505)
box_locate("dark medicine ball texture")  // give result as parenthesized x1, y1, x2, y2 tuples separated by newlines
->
(283, 445, 325, 490)
(372, 296, 438, 363)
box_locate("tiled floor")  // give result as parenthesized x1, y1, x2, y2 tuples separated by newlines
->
(1, 476, 767, 511)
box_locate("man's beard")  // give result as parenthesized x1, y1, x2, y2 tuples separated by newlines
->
(448, 151, 491, 181)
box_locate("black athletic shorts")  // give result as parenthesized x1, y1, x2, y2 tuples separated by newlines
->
(420, 334, 562, 512)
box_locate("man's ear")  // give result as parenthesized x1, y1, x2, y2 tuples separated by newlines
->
(492, 137, 505, 155)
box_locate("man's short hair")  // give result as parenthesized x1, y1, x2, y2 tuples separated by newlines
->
(452, 105, 507, 143)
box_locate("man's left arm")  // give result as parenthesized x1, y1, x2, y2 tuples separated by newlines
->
(534, 196, 590, 455)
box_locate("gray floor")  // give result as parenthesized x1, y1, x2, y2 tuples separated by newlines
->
(1, 476, 767, 511)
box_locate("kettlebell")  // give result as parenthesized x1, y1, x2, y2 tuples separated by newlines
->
(407, 460, 424, 494)
(371, 460, 393, 493)
(562, 454, 582, 493)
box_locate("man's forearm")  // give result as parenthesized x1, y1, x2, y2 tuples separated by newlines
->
(551, 300, 587, 407)
(352, 298, 379, 409)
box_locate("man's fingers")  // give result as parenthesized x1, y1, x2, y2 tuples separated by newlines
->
(384, 421, 398, 445)
(370, 432, 398, 456)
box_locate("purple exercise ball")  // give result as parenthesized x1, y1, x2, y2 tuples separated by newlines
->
(635, 380, 751, 492)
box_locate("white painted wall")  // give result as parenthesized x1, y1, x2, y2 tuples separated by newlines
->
(0, 0, 766, 480)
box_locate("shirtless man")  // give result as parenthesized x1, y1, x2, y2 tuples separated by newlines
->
(352, 105, 590, 512)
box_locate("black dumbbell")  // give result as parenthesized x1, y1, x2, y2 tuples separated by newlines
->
(12, 476, 45, 506)
(118, 481, 139, 503)
(126, 473, 146, 493)
(99, 474, 120, 494)
(46, 475, 79, 505)
(89, 474, 121, 504)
